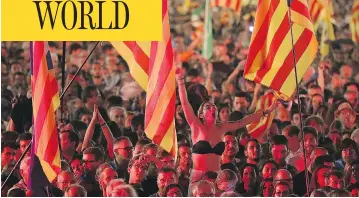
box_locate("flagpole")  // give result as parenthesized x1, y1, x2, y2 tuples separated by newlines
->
(286, 0, 310, 195)
(61, 41, 66, 122)
(1, 41, 100, 189)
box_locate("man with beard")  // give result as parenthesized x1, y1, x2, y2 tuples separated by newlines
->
(270, 135, 298, 176)
(335, 138, 359, 170)
(80, 147, 103, 197)
(233, 92, 251, 115)
(90, 62, 105, 89)
(150, 167, 179, 197)
(244, 139, 261, 166)
(221, 132, 239, 165)
(109, 137, 133, 181)
(177, 143, 192, 196)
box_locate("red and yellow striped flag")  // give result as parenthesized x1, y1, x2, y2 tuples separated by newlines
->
(29, 42, 61, 192)
(247, 91, 276, 142)
(244, 0, 318, 100)
(351, 0, 359, 43)
(210, 0, 241, 14)
(309, 0, 324, 28)
(111, 0, 177, 157)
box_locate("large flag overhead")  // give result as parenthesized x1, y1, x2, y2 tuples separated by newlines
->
(351, 0, 359, 43)
(247, 91, 276, 142)
(244, 0, 318, 100)
(202, 0, 213, 59)
(111, 0, 177, 157)
(29, 41, 61, 196)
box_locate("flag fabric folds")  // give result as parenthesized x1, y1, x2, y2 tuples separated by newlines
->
(351, 0, 359, 43)
(203, 0, 213, 59)
(111, 0, 177, 157)
(29, 41, 61, 195)
(244, 0, 318, 100)
(210, 0, 241, 14)
(247, 91, 276, 142)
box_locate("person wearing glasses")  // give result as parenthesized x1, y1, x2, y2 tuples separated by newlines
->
(273, 181, 292, 197)
(109, 136, 134, 181)
(273, 169, 293, 191)
(128, 155, 151, 197)
(56, 170, 77, 192)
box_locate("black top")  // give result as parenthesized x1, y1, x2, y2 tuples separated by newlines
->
(192, 141, 225, 155)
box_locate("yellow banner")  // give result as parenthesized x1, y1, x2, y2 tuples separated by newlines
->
(2, 0, 162, 41)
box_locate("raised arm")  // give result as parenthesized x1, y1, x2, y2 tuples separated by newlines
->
(98, 110, 114, 159)
(176, 67, 200, 127)
(221, 99, 277, 132)
(82, 105, 98, 151)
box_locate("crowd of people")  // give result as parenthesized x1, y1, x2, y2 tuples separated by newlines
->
(1, 0, 359, 197)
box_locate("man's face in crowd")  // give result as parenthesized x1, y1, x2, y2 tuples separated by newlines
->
(70, 158, 84, 177)
(65, 187, 83, 197)
(291, 113, 301, 126)
(245, 140, 260, 161)
(14, 74, 25, 87)
(91, 63, 102, 78)
(328, 131, 341, 149)
(161, 155, 175, 168)
(331, 73, 342, 89)
(311, 95, 323, 110)
(242, 166, 256, 187)
(326, 175, 342, 189)
(60, 132, 75, 153)
(347, 84, 359, 95)
(1, 75, 9, 89)
(262, 181, 274, 197)
(129, 160, 148, 183)
(179, 146, 192, 168)
(342, 145, 357, 165)
(80, 114, 92, 125)
(338, 108, 356, 129)
(308, 87, 322, 100)
(99, 168, 118, 190)
(157, 171, 177, 194)
(106, 55, 120, 73)
(10, 63, 22, 74)
(316, 167, 330, 188)
(304, 133, 317, 155)
(273, 184, 290, 197)
(83, 153, 101, 173)
(344, 91, 357, 107)
(113, 139, 133, 160)
(223, 135, 239, 158)
(1, 147, 15, 167)
(282, 129, 299, 152)
(57, 172, 76, 191)
(340, 65, 353, 80)
(146, 147, 158, 156)
(194, 183, 215, 197)
(307, 121, 323, 137)
(271, 144, 288, 166)
(109, 108, 126, 128)
(262, 163, 277, 179)
(233, 96, 249, 112)
(19, 140, 31, 156)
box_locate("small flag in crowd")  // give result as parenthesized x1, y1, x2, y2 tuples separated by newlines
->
(210, 0, 242, 14)
(320, 5, 335, 59)
(244, 0, 318, 100)
(111, 0, 177, 158)
(202, 0, 213, 60)
(351, 0, 359, 43)
(29, 41, 61, 196)
(247, 91, 276, 142)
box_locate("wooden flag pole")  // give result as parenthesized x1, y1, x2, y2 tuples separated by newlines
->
(286, 0, 310, 195)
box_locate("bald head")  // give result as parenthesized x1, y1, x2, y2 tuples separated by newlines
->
(99, 167, 118, 192)
(57, 171, 76, 191)
(310, 147, 328, 163)
(106, 179, 126, 197)
(273, 169, 293, 190)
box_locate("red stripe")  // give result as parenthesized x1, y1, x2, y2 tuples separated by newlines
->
(215, 0, 220, 7)
(244, 0, 281, 74)
(226, 0, 231, 7)
(254, 18, 290, 82)
(270, 29, 314, 90)
(311, 8, 321, 22)
(162, 0, 168, 18)
(43, 124, 59, 163)
(148, 42, 158, 76)
(249, 121, 268, 138)
(145, 42, 174, 128)
(291, 0, 311, 20)
(353, 5, 359, 13)
(151, 93, 176, 144)
(32, 42, 45, 83)
(123, 41, 150, 74)
(235, 0, 241, 12)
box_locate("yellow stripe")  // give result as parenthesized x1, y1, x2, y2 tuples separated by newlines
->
(291, 9, 315, 31)
(39, 159, 57, 182)
(136, 42, 151, 57)
(280, 36, 318, 96)
(111, 42, 149, 90)
(146, 13, 171, 100)
(251, 0, 272, 40)
(145, 66, 176, 138)
(261, 25, 305, 85)
(36, 104, 56, 158)
(159, 119, 175, 152)
(245, 49, 266, 81)
(265, 4, 287, 57)
(32, 56, 48, 121)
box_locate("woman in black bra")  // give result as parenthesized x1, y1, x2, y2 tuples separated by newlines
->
(176, 67, 277, 184)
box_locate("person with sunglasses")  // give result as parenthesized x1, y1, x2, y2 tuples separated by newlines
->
(110, 136, 134, 182)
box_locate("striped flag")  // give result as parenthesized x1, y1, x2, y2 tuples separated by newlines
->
(244, 0, 318, 100)
(247, 92, 276, 142)
(309, 0, 334, 30)
(351, 0, 359, 43)
(210, 0, 241, 14)
(203, 0, 213, 59)
(29, 42, 61, 196)
(111, 0, 177, 157)
(320, 5, 335, 59)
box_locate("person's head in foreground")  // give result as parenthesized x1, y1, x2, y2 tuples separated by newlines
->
(273, 181, 292, 197)
(64, 184, 87, 197)
(192, 180, 216, 197)
(110, 185, 138, 197)
(163, 184, 185, 197)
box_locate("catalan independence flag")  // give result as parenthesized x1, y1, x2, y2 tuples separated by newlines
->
(247, 92, 276, 142)
(111, 0, 177, 157)
(210, 0, 242, 14)
(244, 0, 318, 100)
(29, 42, 61, 196)
(351, 0, 359, 43)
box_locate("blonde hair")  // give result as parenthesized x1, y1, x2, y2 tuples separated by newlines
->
(111, 185, 138, 197)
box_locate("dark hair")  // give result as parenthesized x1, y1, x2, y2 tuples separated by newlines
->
(203, 171, 218, 180)
(60, 130, 80, 148)
(220, 163, 239, 173)
(340, 138, 359, 156)
(106, 96, 123, 109)
(308, 84, 321, 90)
(284, 125, 300, 137)
(188, 68, 200, 77)
(228, 111, 244, 121)
(157, 149, 172, 160)
(114, 136, 131, 145)
(239, 163, 259, 178)
(82, 147, 104, 161)
(81, 85, 98, 102)
(343, 82, 359, 92)
(164, 184, 184, 197)
(7, 188, 26, 197)
(258, 159, 278, 172)
(245, 139, 260, 150)
(69, 43, 83, 54)
(329, 120, 344, 133)
(17, 132, 32, 143)
(325, 170, 344, 179)
(131, 113, 145, 129)
(270, 135, 288, 148)
(1, 131, 19, 144)
(178, 143, 191, 149)
(1, 142, 17, 152)
(136, 139, 151, 147)
(158, 167, 177, 177)
(304, 115, 324, 127)
(303, 126, 318, 140)
(224, 132, 236, 137)
(260, 178, 274, 196)
(235, 92, 252, 103)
